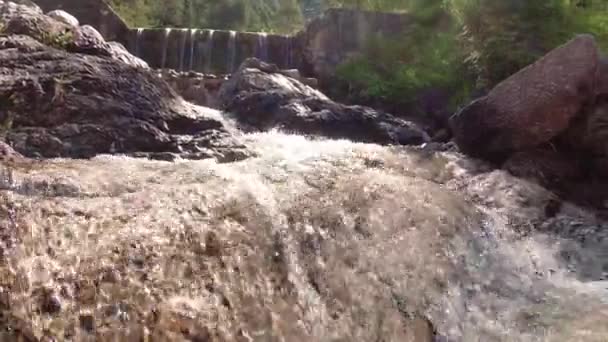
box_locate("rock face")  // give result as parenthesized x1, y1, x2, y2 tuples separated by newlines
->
(160, 70, 227, 108)
(46, 8, 77, 26)
(219, 58, 430, 145)
(449, 34, 600, 160)
(33, 0, 130, 43)
(296, 8, 414, 80)
(0, 2, 248, 162)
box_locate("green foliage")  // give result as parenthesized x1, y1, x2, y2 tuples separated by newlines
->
(110, 0, 305, 34)
(110, 0, 608, 115)
(335, 0, 608, 116)
(335, 0, 471, 114)
(448, 0, 608, 88)
(40, 29, 74, 49)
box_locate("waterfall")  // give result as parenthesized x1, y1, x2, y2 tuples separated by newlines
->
(257, 33, 268, 62)
(135, 28, 143, 57)
(285, 36, 292, 69)
(228, 30, 237, 73)
(204, 29, 215, 74)
(160, 28, 171, 69)
(189, 29, 197, 71)
(179, 29, 188, 72)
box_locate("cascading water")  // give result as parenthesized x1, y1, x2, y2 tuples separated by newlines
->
(189, 29, 197, 71)
(160, 28, 171, 69)
(228, 30, 237, 73)
(5, 129, 608, 341)
(179, 29, 188, 72)
(134, 28, 143, 58)
(204, 29, 215, 74)
(257, 32, 268, 62)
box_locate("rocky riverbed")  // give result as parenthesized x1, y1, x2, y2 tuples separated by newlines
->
(1, 1, 608, 341)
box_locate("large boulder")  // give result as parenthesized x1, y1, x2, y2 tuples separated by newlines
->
(46, 9, 78, 27)
(1, 2, 148, 69)
(449, 34, 600, 160)
(0, 4, 248, 162)
(219, 58, 430, 145)
(596, 56, 608, 97)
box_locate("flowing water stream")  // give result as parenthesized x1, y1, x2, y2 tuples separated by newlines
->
(1, 127, 608, 340)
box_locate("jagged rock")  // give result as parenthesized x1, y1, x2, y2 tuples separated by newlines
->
(502, 148, 584, 189)
(1, 0, 39, 12)
(597, 56, 608, 97)
(46, 9, 78, 27)
(220, 58, 430, 145)
(1, 2, 147, 69)
(0, 140, 23, 163)
(2, 1, 71, 44)
(449, 34, 600, 160)
(0, 4, 248, 162)
(73, 24, 104, 46)
(104, 41, 149, 69)
(559, 101, 608, 157)
(160, 70, 224, 108)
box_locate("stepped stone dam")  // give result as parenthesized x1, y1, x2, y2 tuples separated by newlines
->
(130, 28, 296, 74)
(33, 0, 413, 77)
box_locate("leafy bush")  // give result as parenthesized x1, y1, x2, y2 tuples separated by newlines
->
(334, 0, 608, 118)
(335, 30, 472, 111)
(334, 0, 473, 117)
(109, 0, 304, 34)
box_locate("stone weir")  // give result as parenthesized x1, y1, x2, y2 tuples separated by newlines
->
(129, 28, 299, 74)
(32, 0, 414, 77)
(126, 8, 413, 76)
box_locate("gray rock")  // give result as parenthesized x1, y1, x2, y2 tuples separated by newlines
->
(46, 9, 78, 27)
(0, 11, 248, 162)
(220, 58, 430, 146)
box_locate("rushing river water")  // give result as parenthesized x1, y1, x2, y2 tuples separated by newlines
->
(1, 131, 607, 341)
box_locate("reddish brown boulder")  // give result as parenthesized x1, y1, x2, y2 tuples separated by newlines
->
(449, 34, 600, 160)
(596, 56, 608, 97)
(0, 141, 24, 163)
(502, 148, 583, 188)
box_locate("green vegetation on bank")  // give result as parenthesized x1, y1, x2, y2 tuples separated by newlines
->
(110, 0, 608, 116)
(333, 0, 608, 116)
(109, 0, 306, 34)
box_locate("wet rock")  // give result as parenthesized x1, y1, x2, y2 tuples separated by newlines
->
(72, 24, 104, 47)
(39, 290, 62, 314)
(2, 1, 72, 45)
(0, 141, 23, 162)
(449, 34, 600, 160)
(220, 58, 430, 145)
(160, 70, 225, 108)
(46, 9, 78, 27)
(0, 4, 248, 161)
(68, 24, 148, 69)
(79, 313, 95, 332)
(100, 268, 121, 284)
(560, 101, 608, 159)
(502, 148, 584, 189)
(596, 56, 608, 97)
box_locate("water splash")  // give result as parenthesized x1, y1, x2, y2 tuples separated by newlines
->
(204, 29, 215, 74)
(4, 131, 608, 340)
(160, 28, 171, 70)
(257, 32, 268, 62)
(228, 30, 237, 73)
(189, 29, 197, 71)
